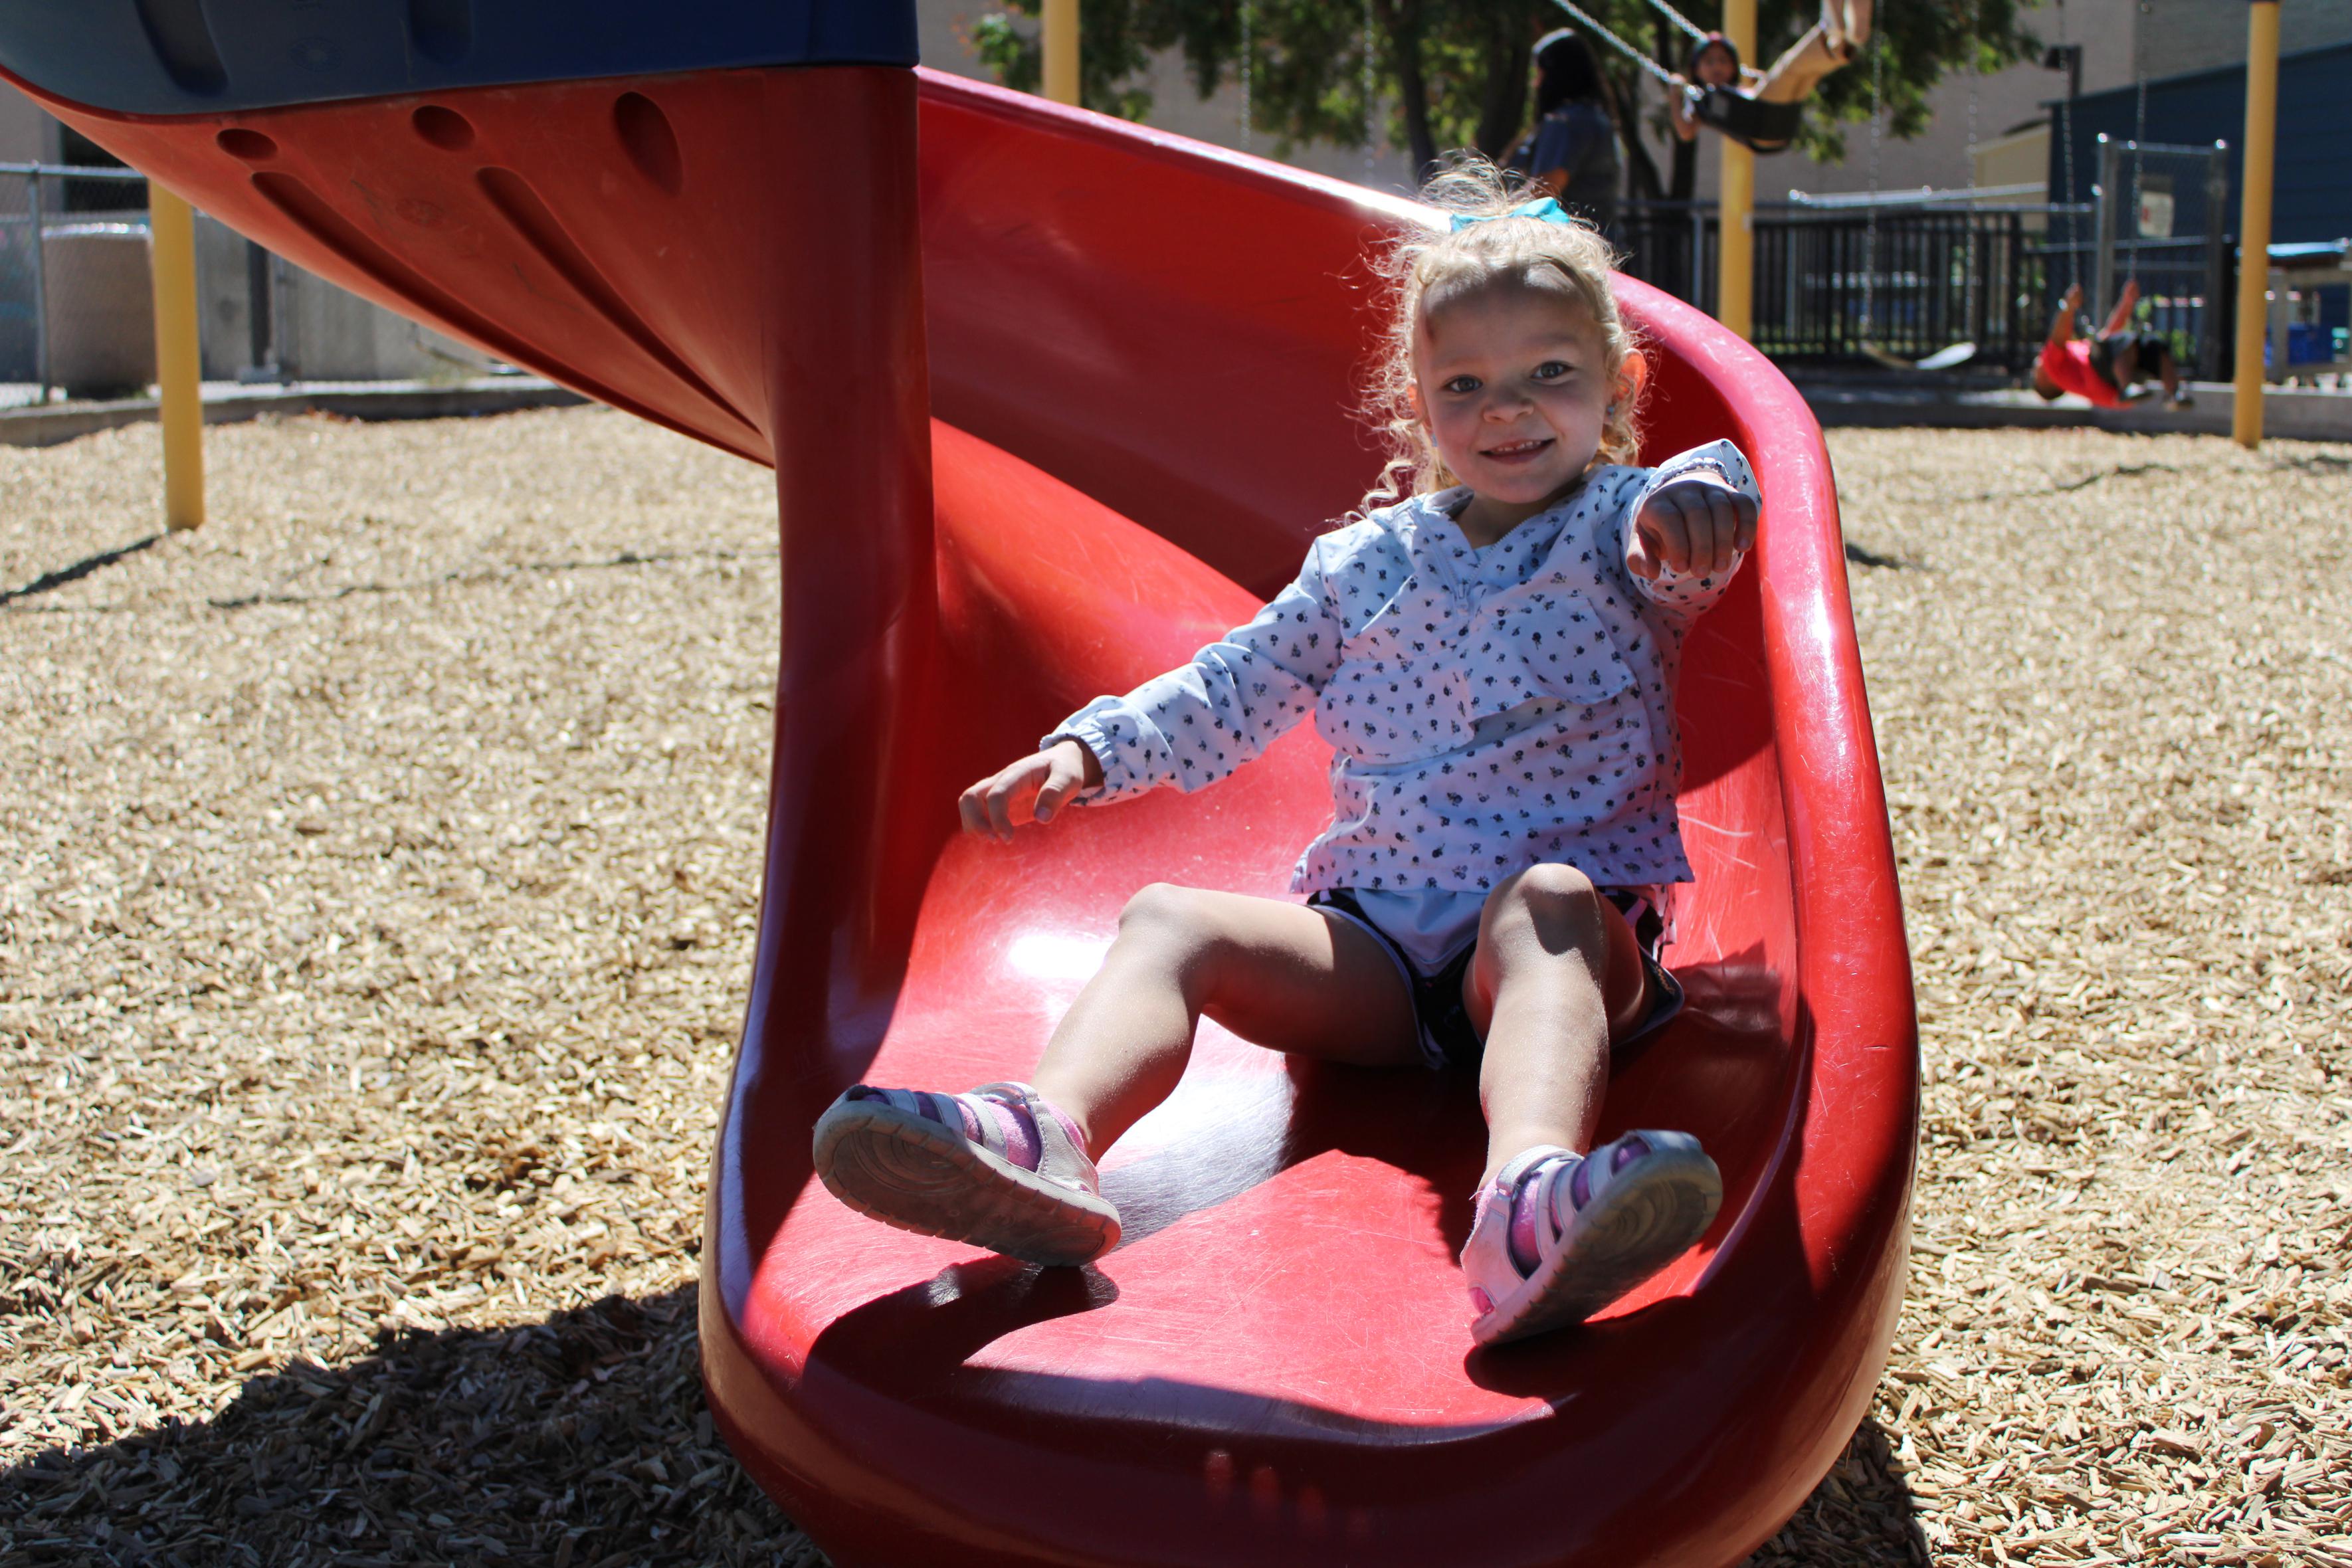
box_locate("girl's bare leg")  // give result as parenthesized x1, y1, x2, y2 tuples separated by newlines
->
(1030, 884, 1423, 1155)
(1756, 25, 1850, 106)
(1460, 864, 1652, 1183)
(1823, 0, 1872, 53)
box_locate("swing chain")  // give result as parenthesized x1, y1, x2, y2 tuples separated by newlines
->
(1546, 0, 1682, 91)
(2057, 1, 2080, 296)
(2126, 0, 2149, 295)
(1239, 0, 1253, 155)
(1638, 0, 1713, 51)
(1965, 0, 1981, 185)
(1861, 31, 1883, 341)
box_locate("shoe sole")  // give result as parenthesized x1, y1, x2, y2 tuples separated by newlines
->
(1474, 1147, 1722, 1346)
(813, 1099, 1120, 1267)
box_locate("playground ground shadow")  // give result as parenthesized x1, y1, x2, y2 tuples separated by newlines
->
(1, 1285, 1927, 1568)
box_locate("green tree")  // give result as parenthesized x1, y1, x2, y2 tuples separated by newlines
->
(970, 1, 2045, 200)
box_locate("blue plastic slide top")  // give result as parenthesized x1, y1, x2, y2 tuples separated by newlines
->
(0, 0, 918, 118)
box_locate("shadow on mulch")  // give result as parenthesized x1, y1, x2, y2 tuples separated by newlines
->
(1844, 541, 1912, 571)
(1748, 1416, 1933, 1567)
(0, 1289, 816, 1568)
(0, 533, 163, 606)
(3, 1280, 1923, 1568)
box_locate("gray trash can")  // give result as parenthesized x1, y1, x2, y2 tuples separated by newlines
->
(46, 222, 155, 399)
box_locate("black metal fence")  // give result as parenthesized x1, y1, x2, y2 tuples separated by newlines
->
(1617, 201, 2084, 376)
(1615, 189, 2230, 379)
(1765, 206, 2051, 370)
(1617, 202, 1718, 321)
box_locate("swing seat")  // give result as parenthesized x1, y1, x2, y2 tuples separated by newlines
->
(6, 17, 1919, 1566)
(1862, 341, 1980, 373)
(1691, 86, 1804, 152)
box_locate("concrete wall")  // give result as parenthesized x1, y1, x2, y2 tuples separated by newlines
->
(188, 213, 488, 381)
(271, 263, 490, 381)
(0, 81, 57, 165)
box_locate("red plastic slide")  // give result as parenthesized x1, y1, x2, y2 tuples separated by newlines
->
(17, 60, 1916, 1568)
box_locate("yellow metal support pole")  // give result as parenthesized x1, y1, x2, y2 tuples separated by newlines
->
(148, 185, 206, 530)
(2231, 0, 2281, 450)
(1043, 0, 1080, 106)
(1716, 0, 1756, 338)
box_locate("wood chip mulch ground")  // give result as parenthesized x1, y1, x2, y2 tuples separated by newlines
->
(2, 409, 2346, 1567)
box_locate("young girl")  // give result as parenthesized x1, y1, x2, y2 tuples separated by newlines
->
(812, 165, 1761, 1347)
(1511, 30, 1622, 235)
(2032, 281, 2191, 410)
(1667, 1, 1874, 153)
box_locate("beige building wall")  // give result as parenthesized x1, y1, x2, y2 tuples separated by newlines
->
(1, 81, 58, 165)
(2143, 0, 2352, 78)
(1972, 124, 2051, 193)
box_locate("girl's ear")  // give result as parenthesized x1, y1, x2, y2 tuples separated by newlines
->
(1407, 381, 1429, 429)
(1612, 349, 1648, 413)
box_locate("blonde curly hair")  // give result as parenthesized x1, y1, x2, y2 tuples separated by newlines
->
(1360, 157, 1644, 512)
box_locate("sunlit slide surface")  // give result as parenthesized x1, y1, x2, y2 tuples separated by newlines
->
(2, 5, 1916, 1562)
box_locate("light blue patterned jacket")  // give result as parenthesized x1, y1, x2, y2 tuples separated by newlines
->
(1050, 440, 1760, 894)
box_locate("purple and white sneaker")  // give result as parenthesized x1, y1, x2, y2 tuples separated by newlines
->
(1460, 1130, 1722, 1345)
(811, 1080, 1119, 1266)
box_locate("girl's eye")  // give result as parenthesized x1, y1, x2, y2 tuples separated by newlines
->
(1533, 361, 1573, 382)
(1442, 375, 1481, 394)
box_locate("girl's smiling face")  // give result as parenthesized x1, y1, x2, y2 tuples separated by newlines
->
(1410, 280, 1640, 544)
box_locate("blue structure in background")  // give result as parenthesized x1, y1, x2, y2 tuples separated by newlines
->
(2049, 39, 2351, 246)
(0, 0, 918, 118)
(2048, 40, 2351, 357)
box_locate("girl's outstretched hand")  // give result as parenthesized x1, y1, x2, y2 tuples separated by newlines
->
(1628, 474, 1759, 581)
(958, 739, 1103, 841)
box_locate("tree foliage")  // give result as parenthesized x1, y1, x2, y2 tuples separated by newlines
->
(970, 1, 2047, 201)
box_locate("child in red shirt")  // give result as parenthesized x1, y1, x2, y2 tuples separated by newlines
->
(2033, 281, 2191, 409)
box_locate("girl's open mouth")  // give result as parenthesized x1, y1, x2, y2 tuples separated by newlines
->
(1483, 438, 1554, 463)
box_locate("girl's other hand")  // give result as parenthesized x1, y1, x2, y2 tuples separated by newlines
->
(1629, 475, 1759, 581)
(958, 739, 1102, 841)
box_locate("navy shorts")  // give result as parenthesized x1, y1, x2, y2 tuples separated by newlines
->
(1308, 886, 1686, 1071)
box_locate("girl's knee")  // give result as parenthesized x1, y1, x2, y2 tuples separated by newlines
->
(1480, 864, 1609, 957)
(1116, 883, 1225, 958)
(1115, 883, 1244, 1000)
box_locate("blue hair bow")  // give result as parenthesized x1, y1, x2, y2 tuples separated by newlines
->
(1450, 197, 1574, 232)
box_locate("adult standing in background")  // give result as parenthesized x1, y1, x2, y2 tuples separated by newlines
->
(1510, 29, 1623, 236)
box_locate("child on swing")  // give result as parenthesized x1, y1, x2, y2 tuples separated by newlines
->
(812, 161, 1761, 1347)
(1668, 1, 1873, 151)
(2032, 280, 2191, 409)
